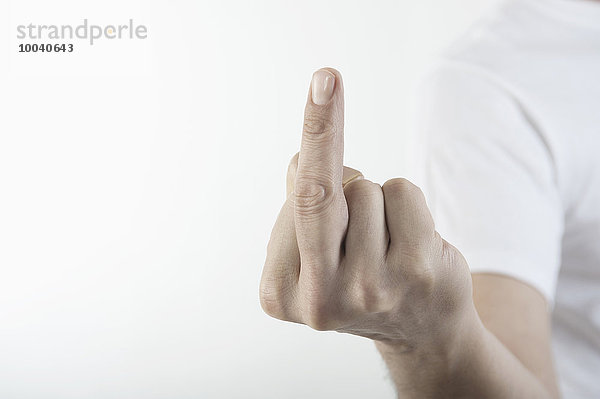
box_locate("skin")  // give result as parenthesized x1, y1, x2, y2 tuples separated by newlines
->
(259, 67, 560, 398)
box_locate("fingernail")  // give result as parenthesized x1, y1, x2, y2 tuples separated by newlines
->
(311, 69, 335, 105)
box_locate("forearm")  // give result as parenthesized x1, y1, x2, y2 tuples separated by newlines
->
(375, 307, 555, 398)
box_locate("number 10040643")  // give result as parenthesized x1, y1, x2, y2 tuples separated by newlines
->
(18, 43, 73, 53)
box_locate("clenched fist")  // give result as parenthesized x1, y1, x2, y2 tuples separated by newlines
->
(259, 68, 477, 352)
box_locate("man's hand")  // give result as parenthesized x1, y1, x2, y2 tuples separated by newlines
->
(259, 67, 476, 350)
(259, 68, 556, 398)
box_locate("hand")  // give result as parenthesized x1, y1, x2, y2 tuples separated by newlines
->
(259, 68, 478, 353)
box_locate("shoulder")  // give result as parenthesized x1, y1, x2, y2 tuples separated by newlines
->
(417, 0, 575, 101)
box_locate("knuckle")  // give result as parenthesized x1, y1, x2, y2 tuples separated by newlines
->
(259, 271, 294, 320)
(294, 177, 336, 215)
(399, 256, 437, 294)
(383, 178, 435, 239)
(259, 281, 285, 319)
(354, 280, 386, 313)
(411, 272, 436, 299)
(301, 292, 334, 331)
(303, 113, 334, 136)
(383, 178, 423, 199)
(414, 265, 436, 291)
(344, 180, 381, 203)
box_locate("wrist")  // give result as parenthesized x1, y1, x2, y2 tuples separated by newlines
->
(376, 300, 484, 356)
(375, 303, 486, 396)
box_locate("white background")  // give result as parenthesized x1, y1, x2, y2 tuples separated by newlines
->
(1, 1, 499, 398)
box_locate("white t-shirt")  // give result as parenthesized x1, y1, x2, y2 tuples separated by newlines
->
(413, 0, 600, 397)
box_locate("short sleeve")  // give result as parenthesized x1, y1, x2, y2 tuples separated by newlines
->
(413, 62, 564, 303)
